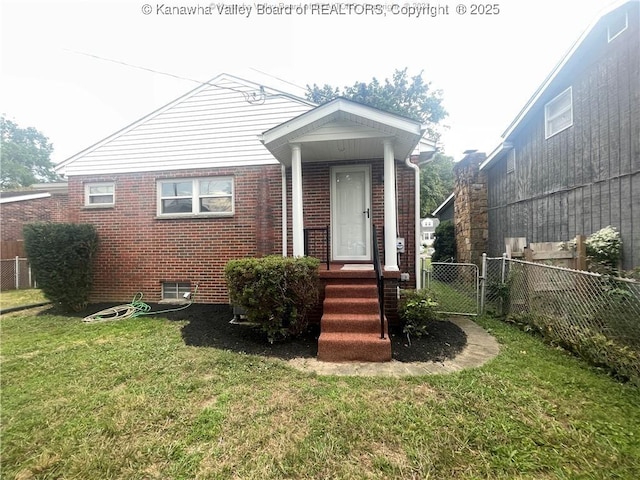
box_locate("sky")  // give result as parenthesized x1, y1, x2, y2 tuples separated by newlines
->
(1, 0, 613, 165)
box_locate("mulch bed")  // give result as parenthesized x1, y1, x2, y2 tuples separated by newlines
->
(42, 303, 467, 363)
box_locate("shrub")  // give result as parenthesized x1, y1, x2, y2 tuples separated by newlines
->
(431, 220, 455, 262)
(23, 223, 99, 311)
(399, 289, 441, 339)
(586, 226, 622, 273)
(224, 256, 320, 343)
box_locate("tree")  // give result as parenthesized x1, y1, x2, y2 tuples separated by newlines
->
(432, 220, 456, 262)
(306, 68, 447, 142)
(1, 115, 58, 189)
(420, 153, 455, 217)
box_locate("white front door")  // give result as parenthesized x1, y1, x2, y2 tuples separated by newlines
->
(331, 165, 371, 261)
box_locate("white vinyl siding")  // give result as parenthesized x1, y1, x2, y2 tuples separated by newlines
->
(60, 75, 314, 176)
(85, 182, 114, 206)
(545, 87, 573, 139)
(157, 177, 233, 217)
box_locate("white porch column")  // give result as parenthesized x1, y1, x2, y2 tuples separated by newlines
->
(383, 139, 399, 271)
(291, 144, 305, 257)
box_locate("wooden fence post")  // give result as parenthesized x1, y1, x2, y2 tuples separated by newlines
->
(575, 235, 587, 271)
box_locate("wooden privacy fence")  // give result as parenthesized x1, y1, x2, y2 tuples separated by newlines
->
(505, 236, 587, 270)
(1, 240, 26, 259)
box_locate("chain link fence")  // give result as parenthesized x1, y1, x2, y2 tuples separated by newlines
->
(1, 257, 35, 291)
(422, 261, 479, 316)
(485, 256, 640, 382)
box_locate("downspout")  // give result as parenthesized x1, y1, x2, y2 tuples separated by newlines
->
(404, 156, 422, 289)
(281, 164, 288, 257)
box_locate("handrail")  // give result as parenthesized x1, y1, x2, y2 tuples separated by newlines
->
(303, 225, 330, 270)
(372, 224, 385, 339)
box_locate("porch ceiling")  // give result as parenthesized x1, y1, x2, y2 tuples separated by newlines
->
(260, 98, 427, 166)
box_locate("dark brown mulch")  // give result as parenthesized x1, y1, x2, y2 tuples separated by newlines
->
(42, 303, 467, 363)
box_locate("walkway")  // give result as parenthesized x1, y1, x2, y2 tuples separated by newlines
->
(287, 317, 500, 377)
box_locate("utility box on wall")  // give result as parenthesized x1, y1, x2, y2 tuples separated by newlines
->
(396, 237, 405, 253)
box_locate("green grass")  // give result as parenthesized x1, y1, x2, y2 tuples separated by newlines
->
(426, 280, 479, 315)
(1, 312, 639, 479)
(0, 288, 48, 309)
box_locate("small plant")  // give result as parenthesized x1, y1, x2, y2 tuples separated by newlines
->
(23, 223, 99, 311)
(224, 255, 320, 343)
(399, 289, 441, 340)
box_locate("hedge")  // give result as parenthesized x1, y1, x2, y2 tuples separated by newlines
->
(23, 223, 99, 311)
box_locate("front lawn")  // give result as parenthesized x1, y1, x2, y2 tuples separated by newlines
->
(1, 309, 638, 479)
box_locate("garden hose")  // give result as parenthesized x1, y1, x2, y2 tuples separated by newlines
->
(82, 284, 199, 323)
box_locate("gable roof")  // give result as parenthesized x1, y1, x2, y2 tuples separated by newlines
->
(480, 0, 638, 171)
(56, 73, 316, 176)
(260, 97, 428, 166)
(432, 192, 454, 217)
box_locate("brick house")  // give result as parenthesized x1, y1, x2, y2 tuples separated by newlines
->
(56, 73, 435, 361)
(0, 183, 70, 258)
(479, 0, 640, 270)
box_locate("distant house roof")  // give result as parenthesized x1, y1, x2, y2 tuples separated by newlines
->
(433, 192, 454, 217)
(480, 0, 638, 171)
(0, 182, 68, 204)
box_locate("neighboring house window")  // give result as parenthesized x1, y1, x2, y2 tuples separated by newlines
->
(85, 182, 115, 206)
(157, 177, 234, 217)
(608, 12, 628, 42)
(545, 87, 573, 139)
(506, 148, 516, 174)
(162, 282, 191, 301)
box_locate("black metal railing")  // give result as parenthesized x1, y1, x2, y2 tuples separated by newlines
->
(372, 224, 385, 339)
(303, 226, 330, 270)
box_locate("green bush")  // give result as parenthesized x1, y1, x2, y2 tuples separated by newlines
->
(399, 289, 441, 339)
(431, 220, 455, 262)
(224, 255, 320, 343)
(23, 223, 99, 311)
(586, 226, 622, 273)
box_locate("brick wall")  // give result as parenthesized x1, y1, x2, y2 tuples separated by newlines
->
(1, 194, 69, 257)
(70, 165, 283, 304)
(69, 158, 418, 305)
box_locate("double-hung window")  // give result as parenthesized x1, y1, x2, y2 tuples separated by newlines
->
(85, 182, 115, 207)
(545, 87, 573, 139)
(157, 177, 234, 217)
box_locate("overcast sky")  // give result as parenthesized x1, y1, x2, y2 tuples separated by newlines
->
(1, 0, 611, 164)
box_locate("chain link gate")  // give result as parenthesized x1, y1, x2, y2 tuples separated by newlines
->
(422, 260, 480, 316)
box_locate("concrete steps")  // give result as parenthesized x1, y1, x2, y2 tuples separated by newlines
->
(317, 277, 391, 362)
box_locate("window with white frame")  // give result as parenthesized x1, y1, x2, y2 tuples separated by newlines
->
(162, 282, 191, 301)
(157, 177, 234, 216)
(608, 12, 628, 42)
(545, 87, 573, 139)
(85, 182, 115, 206)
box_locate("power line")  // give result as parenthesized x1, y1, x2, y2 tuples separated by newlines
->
(63, 49, 267, 104)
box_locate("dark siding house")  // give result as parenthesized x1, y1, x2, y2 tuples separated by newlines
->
(480, 0, 640, 269)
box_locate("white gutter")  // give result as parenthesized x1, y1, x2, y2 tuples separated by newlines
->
(281, 164, 288, 256)
(0, 192, 51, 204)
(405, 156, 422, 289)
